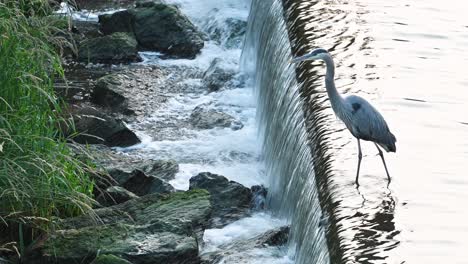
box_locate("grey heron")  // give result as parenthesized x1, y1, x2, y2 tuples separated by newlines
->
(291, 48, 396, 185)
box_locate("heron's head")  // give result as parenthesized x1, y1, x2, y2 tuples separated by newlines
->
(290, 48, 329, 64)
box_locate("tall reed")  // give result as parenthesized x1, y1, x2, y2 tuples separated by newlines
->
(0, 0, 94, 248)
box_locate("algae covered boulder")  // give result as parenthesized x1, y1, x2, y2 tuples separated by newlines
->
(78, 32, 141, 63)
(25, 190, 211, 264)
(96, 186, 138, 206)
(91, 254, 132, 264)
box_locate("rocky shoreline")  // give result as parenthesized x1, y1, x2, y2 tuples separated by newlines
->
(16, 1, 290, 264)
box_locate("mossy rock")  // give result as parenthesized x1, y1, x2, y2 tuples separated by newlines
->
(78, 32, 141, 64)
(91, 254, 132, 264)
(24, 190, 211, 264)
(99, 4, 204, 59)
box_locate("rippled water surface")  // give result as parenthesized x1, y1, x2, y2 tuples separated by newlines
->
(289, 0, 468, 263)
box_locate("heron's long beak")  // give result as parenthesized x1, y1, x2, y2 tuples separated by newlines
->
(290, 53, 318, 64)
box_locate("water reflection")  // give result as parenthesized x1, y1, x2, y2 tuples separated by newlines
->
(284, 0, 468, 263)
(351, 189, 399, 263)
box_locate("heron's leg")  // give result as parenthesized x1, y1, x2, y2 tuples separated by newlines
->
(355, 139, 362, 186)
(375, 143, 391, 182)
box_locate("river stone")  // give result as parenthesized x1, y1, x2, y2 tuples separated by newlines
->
(202, 58, 236, 92)
(99, 4, 204, 58)
(96, 186, 138, 207)
(189, 172, 252, 227)
(99, 10, 135, 36)
(121, 169, 175, 196)
(26, 190, 211, 264)
(134, 4, 204, 58)
(78, 32, 141, 64)
(91, 74, 133, 114)
(201, 226, 290, 264)
(91, 254, 133, 264)
(140, 159, 179, 181)
(190, 105, 243, 130)
(66, 105, 140, 147)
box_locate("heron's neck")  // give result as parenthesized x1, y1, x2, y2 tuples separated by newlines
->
(323, 55, 345, 113)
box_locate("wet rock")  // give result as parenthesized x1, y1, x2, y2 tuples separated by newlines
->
(99, 10, 135, 36)
(66, 105, 140, 147)
(96, 186, 138, 207)
(120, 169, 175, 196)
(189, 172, 252, 227)
(190, 105, 243, 130)
(135, 0, 164, 8)
(140, 159, 179, 181)
(72, 20, 102, 39)
(259, 226, 290, 246)
(201, 226, 290, 263)
(25, 190, 211, 264)
(78, 32, 141, 64)
(91, 254, 133, 264)
(202, 58, 236, 92)
(99, 4, 204, 58)
(91, 74, 132, 114)
(251, 185, 267, 210)
(74, 0, 136, 10)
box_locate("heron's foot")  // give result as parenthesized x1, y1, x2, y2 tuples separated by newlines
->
(355, 175, 360, 188)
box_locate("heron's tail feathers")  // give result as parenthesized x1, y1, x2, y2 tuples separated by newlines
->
(378, 132, 396, 152)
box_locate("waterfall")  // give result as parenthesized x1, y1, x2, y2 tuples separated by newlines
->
(241, 0, 344, 263)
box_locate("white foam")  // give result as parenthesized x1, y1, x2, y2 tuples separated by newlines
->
(203, 213, 294, 264)
(203, 212, 287, 252)
(139, 42, 242, 70)
(165, 0, 250, 24)
(170, 162, 264, 190)
(55, 2, 125, 22)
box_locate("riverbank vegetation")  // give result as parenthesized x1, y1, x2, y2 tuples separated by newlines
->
(0, 0, 94, 256)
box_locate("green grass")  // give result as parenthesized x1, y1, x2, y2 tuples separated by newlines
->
(0, 1, 94, 250)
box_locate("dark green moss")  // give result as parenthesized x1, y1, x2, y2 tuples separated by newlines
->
(91, 254, 132, 264)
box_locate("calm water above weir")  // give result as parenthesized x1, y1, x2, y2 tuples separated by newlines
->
(287, 0, 468, 263)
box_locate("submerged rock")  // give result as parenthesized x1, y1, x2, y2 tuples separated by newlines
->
(189, 172, 252, 227)
(201, 226, 290, 263)
(25, 190, 211, 264)
(78, 32, 141, 64)
(65, 105, 140, 147)
(99, 4, 204, 58)
(202, 58, 236, 92)
(96, 186, 138, 207)
(190, 105, 243, 130)
(251, 185, 268, 210)
(206, 17, 247, 49)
